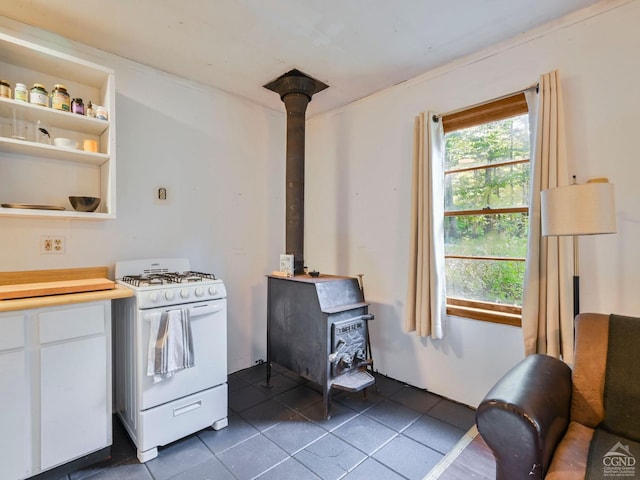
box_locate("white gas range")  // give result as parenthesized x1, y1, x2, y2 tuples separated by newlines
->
(113, 258, 228, 463)
(116, 260, 226, 309)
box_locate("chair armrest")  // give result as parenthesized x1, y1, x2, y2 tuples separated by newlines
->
(476, 354, 572, 480)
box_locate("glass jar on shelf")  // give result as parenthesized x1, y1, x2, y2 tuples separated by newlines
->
(36, 120, 51, 144)
(71, 98, 84, 115)
(30, 84, 49, 107)
(0, 80, 11, 98)
(51, 84, 71, 111)
(14, 83, 28, 102)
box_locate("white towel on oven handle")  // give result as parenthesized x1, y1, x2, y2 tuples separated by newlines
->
(146, 307, 195, 383)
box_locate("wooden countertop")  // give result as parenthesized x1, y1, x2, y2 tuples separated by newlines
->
(0, 284, 133, 312)
(0, 266, 133, 312)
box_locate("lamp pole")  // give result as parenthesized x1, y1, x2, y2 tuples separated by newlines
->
(573, 236, 579, 318)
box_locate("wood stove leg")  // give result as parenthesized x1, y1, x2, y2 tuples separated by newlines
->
(323, 385, 332, 420)
(364, 316, 379, 393)
(265, 280, 272, 388)
(265, 360, 272, 388)
(264, 321, 272, 389)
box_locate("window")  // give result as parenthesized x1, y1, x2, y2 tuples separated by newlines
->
(441, 93, 530, 326)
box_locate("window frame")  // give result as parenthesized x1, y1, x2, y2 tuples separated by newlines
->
(441, 93, 530, 326)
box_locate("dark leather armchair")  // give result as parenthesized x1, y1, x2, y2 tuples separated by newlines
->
(476, 313, 612, 480)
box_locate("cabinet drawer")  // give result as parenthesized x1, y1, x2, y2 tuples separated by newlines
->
(0, 314, 25, 351)
(39, 303, 106, 344)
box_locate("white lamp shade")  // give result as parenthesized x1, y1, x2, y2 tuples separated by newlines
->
(541, 182, 616, 236)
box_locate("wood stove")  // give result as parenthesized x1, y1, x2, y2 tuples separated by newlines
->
(263, 70, 375, 418)
(266, 274, 374, 418)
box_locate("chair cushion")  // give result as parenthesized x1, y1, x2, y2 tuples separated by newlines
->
(571, 313, 609, 427)
(601, 314, 640, 441)
(546, 421, 594, 480)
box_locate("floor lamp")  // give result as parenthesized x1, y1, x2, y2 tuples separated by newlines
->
(540, 178, 617, 318)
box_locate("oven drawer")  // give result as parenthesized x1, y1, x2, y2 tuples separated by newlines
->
(137, 384, 227, 452)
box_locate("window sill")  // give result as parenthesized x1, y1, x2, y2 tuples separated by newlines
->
(446, 304, 522, 327)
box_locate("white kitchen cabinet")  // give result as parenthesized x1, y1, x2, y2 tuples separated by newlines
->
(0, 301, 112, 480)
(0, 29, 116, 219)
(38, 303, 110, 471)
(0, 313, 29, 480)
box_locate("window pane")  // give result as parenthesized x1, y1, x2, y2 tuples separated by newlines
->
(445, 257, 525, 305)
(445, 163, 529, 211)
(444, 213, 528, 258)
(443, 110, 530, 310)
(444, 114, 530, 170)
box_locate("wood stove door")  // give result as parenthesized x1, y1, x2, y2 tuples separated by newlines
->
(330, 316, 368, 377)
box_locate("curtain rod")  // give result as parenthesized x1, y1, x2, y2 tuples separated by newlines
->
(432, 82, 539, 122)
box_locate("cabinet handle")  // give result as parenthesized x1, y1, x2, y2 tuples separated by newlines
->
(173, 401, 202, 417)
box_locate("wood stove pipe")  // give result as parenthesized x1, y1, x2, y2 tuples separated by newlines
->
(264, 70, 328, 274)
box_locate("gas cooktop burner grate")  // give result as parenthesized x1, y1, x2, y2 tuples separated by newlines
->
(120, 271, 216, 286)
(121, 275, 164, 286)
(163, 272, 206, 283)
(184, 271, 216, 280)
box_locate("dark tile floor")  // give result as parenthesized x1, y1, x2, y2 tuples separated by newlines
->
(55, 364, 476, 480)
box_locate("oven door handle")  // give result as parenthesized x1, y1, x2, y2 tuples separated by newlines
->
(187, 304, 224, 318)
(145, 304, 223, 321)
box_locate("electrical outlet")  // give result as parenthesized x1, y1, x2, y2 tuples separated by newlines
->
(154, 186, 172, 206)
(41, 236, 65, 255)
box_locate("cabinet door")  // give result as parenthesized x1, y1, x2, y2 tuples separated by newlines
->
(0, 314, 29, 480)
(40, 335, 108, 470)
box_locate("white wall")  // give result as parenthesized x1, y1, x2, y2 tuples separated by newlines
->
(2, 1, 639, 409)
(0, 17, 286, 374)
(305, 0, 640, 406)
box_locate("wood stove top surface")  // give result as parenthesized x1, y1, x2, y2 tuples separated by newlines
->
(267, 274, 354, 283)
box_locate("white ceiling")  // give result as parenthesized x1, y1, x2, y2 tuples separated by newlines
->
(0, 0, 601, 117)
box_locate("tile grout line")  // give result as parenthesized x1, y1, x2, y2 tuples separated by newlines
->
(248, 431, 332, 480)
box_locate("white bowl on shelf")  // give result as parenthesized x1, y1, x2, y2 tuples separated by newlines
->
(53, 137, 79, 149)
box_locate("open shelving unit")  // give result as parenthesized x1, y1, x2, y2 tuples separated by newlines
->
(0, 30, 116, 220)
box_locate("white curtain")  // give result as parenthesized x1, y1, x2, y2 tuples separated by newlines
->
(405, 112, 447, 338)
(522, 70, 574, 363)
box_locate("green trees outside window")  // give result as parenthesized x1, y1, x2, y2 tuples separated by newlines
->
(444, 114, 530, 306)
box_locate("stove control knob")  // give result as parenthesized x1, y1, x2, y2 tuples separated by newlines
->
(195, 287, 204, 297)
(180, 289, 189, 299)
(208, 286, 218, 296)
(164, 290, 174, 301)
(149, 292, 158, 303)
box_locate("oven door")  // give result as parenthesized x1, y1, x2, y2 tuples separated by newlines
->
(137, 299, 227, 411)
